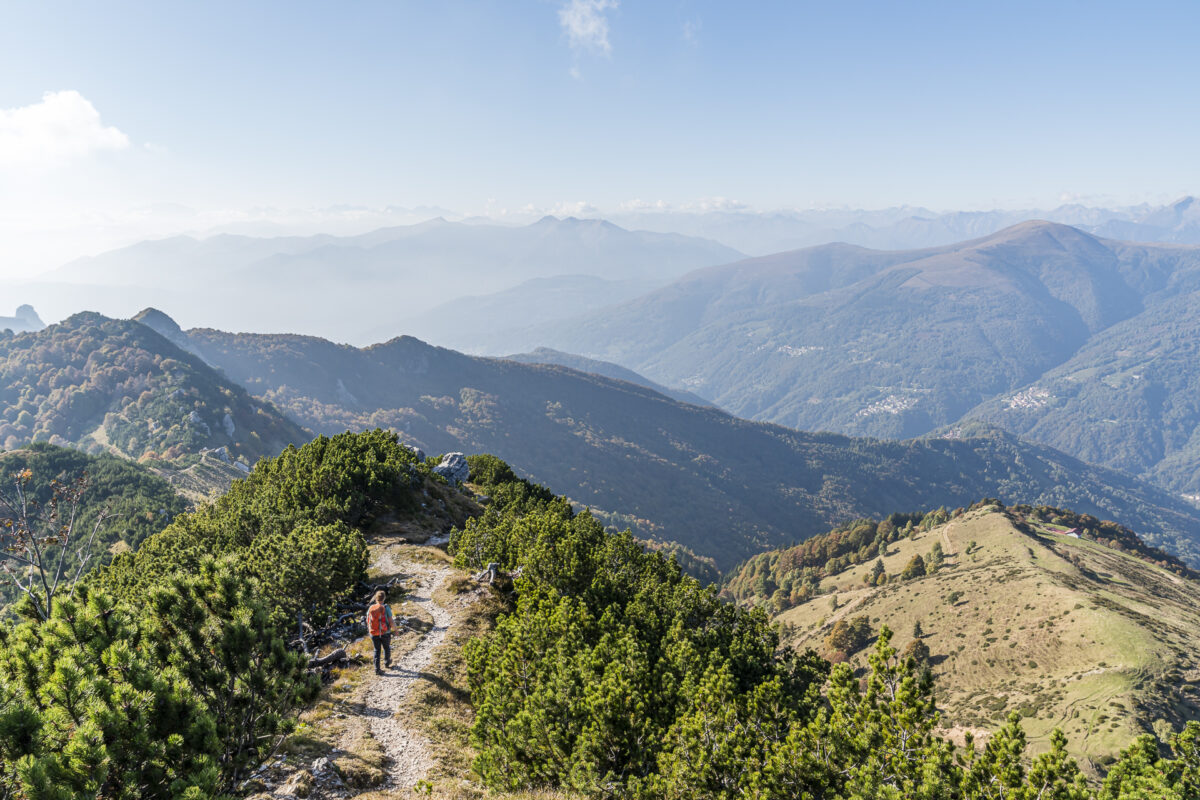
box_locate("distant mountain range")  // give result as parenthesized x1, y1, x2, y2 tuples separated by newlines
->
(376, 274, 666, 354)
(8, 196, 1200, 350)
(604, 196, 1200, 256)
(528, 221, 1200, 430)
(13, 207, 1200, 539)
(10, 217, 741, 344)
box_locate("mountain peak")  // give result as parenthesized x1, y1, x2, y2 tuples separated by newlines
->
(0, 305, 45, 333)
(132, 307, 184, 338)
(1171, 196, 1196, 210)
(532, 215, 621, 231)
(973, 219, 1102, 248)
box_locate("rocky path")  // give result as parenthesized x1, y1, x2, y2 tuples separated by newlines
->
(341, 558, 454, 791)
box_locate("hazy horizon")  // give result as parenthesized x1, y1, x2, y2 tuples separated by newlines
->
(4, 1, 1200, 279)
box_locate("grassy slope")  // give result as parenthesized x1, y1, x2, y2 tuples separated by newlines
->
(774, 507, 1200, 770)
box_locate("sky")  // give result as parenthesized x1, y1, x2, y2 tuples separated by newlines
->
(2, 0, 1199, 278)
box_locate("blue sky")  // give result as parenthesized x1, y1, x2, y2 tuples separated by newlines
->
(2, 0, 1199, 275)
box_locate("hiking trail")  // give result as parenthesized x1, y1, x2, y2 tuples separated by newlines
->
(339, 549, 454, 791)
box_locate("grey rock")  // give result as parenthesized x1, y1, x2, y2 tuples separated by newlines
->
(186, 410, 211, 436)
(203, 446, 232, 464)
(222, 413, 236, 437)
(334, 378, 359, 406)
(403, 443, 426, 462)
(278, 770, 313, 798)
(433, 452, 470, 485)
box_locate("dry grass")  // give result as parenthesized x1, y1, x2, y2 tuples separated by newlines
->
(334, 721, 389, 790)
(404, 581, 510, 793)
(775, 507, 1200, 771)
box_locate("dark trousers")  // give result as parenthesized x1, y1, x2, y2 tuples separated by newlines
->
(372, 633, 392, 670)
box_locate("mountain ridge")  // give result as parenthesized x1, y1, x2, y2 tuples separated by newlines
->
(122, 310, 1200, 570)
(26, 217, 744, 345)
(519, 222, 1200, 443)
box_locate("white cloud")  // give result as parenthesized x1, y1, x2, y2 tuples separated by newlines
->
(559, 0, 618, 55)
(614, 197, 753, 214)
(0, 90, 129, 169)
(682, 196, 752, 212)
(618, 198, 671, 212)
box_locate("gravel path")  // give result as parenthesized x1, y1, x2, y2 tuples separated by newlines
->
(357, 562, 453, 790)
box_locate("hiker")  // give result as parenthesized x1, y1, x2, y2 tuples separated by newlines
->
(366, 589, 396, 674)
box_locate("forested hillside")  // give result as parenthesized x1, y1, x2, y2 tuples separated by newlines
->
(157, 320, 1200, 569)
(967, 291, 1200, 495)
(447, 457, 1200, 797)
(0, 313, 308, 477)
(4, 432, 1200, 797)
(523, 222, 1200, 445)
(0, 430, 462, 796)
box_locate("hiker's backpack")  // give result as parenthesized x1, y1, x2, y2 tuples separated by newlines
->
(367, 602, 390, 636)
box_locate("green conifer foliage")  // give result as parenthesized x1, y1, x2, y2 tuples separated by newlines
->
(0, 589, 219, 799)
(143, 559, 318, 791)
(454, 457, 1200, 799)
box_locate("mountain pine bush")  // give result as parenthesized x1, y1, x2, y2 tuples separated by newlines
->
(452, 456, 1200, 799)
(0, 429, 425, 797)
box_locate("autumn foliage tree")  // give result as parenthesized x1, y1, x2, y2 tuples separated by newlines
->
(0, 469, 108, 622)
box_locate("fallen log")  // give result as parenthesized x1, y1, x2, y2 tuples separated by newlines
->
(308, 648, 347, 669)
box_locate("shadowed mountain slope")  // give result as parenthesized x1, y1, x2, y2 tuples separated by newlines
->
(501, 347, 714, 407)
(166, 321, 1200, 570)
(966, 291, 1200, 495)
